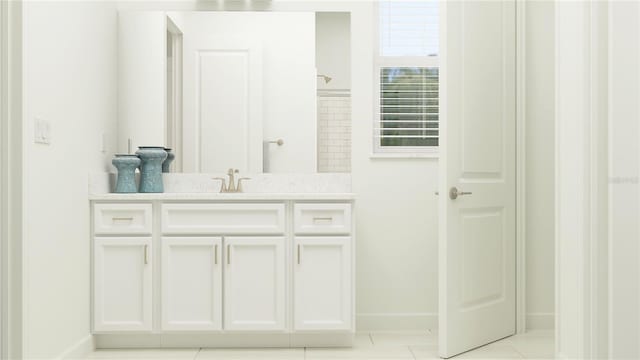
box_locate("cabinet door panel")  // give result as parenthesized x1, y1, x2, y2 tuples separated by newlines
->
(94, 237, 152, 332)
(162, 237, 223, 331)
(294, 237, 352, 330)
(224, 237, 285, 331)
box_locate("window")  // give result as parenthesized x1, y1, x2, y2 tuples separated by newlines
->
(375, 0, 440, 154)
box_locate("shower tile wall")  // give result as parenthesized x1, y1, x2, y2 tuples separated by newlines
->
(317, 96, 351, 173)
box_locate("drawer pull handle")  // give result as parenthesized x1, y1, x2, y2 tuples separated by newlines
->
(297, 244, 301, 265)
(227, 245, 231, 265)
(144, 244, 148, 265)
(215, 244, 218, 265)
(313, 217, 333, 223)
(112, 217, 134, 222)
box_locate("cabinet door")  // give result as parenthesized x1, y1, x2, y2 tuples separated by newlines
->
(294, 237, 352, 331)
(94, 237, 152, 332)
(224, 237, 285, 331)
(162, 237, 223, 331)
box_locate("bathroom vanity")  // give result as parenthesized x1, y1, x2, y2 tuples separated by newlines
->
(89, 189, 355, 348)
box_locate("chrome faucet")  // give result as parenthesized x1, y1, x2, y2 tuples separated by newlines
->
(213, 168, 251, 193)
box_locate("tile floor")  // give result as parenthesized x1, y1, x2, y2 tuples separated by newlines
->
(84, 330, 554, 360)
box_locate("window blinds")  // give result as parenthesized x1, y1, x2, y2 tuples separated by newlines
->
(379, 1, 439, 57)
(377, 67, 439, 147)
(377, 1, 439, 148)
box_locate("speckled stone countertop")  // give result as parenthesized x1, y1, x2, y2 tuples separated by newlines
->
(89, 192, 355, 201)
(89, 173, 355, 201)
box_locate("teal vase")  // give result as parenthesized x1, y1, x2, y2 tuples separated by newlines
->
(136, 147, 167, 193)
(112, 155, 140, 193)
(162, 148, 175, 173)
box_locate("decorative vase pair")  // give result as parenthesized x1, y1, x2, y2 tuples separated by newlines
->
(112, 147, 175, 193)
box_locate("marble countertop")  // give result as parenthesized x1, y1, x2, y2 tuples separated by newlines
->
(89, 173, 354, 201)
(89, 192, 356, 201)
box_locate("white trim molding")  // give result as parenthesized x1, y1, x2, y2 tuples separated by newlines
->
(555, 0, 608, 359)
(1, 1, 22, 359)
(525, 312, 555, 330)
(515, 0, 527, 335)
(607, 1, 640, 358)
(356, 313, 437, 332)
(55, 335, 95, 360)
(0, 0, 6, 357)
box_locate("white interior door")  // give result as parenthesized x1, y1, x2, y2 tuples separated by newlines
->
(161, 237, 222, 331)
(224, 237, 285, 331)
(182, 32, 263, 173)
(93, 238, 152, 332)
(438, 0, 516, 358)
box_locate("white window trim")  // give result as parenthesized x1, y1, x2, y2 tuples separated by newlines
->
(373, 1, 441, 157)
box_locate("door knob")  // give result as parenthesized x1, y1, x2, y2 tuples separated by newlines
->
(449, 187, 472, 200)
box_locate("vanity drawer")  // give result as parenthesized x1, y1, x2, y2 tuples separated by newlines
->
(93, 203, 153, 235)
(162, 203, 285, 235)
(294, 203, 352, 235)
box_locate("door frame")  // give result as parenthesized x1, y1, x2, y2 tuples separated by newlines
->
(1, 1, 23, 357)
(554, 0, 609, 358)
(0, 0, 6, 355)
(166, 16, 183, 172)
(515, 0, 527, 335)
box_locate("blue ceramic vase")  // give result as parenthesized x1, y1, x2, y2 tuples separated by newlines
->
(136, 147, 167, 193)
(112, 155, 140, 193)
(162, 148, 175, 173)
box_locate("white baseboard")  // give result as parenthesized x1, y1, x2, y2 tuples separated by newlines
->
(356, 312, 553, 332)
(95, 333, 354, 348)
(526, 313, 555, 330)
(356, 313, 437, 332)
(55, 334, 95, 360)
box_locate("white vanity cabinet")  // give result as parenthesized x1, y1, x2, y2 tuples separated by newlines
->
(161, 237, 223, 331)
(90, 197, 354, 347)
(293, 203, 353, 331)
(92, 202, 154, 332)
(224, 236, 286, 331)
(94, 237, 153, 332)
(294, 236, 352, 331)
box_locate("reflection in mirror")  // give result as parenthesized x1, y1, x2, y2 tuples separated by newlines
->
(117, 11, 351, 174)
(316, 12, 351, 173)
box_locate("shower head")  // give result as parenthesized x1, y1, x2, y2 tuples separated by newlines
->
(317, 74, 332, 84)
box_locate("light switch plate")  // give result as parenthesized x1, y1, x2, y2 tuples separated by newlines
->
(34, 118, 51, 145)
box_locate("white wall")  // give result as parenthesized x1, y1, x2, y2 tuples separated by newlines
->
(316, 12, 351, 91)
(112, 0, 557, 332)
(153, 1, 440, 330)
(609, 1, 640, 358)
(21, 1, 117, 357)
(347, 2, 439, 330)
(117, 12, 167, 154)
(524, 1, 555, 330)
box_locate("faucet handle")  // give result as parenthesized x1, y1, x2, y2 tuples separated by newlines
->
(237, 178, 251, 193)
(212, 177, 227, 193)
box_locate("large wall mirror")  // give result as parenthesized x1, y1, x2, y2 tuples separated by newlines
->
(118, 11, 351, 174)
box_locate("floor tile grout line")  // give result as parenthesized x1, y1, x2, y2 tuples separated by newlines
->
(509, 344, 527, 359)
(408, 344, 419, 360)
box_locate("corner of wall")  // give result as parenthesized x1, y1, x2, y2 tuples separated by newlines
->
(4, 0, 23, 358)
